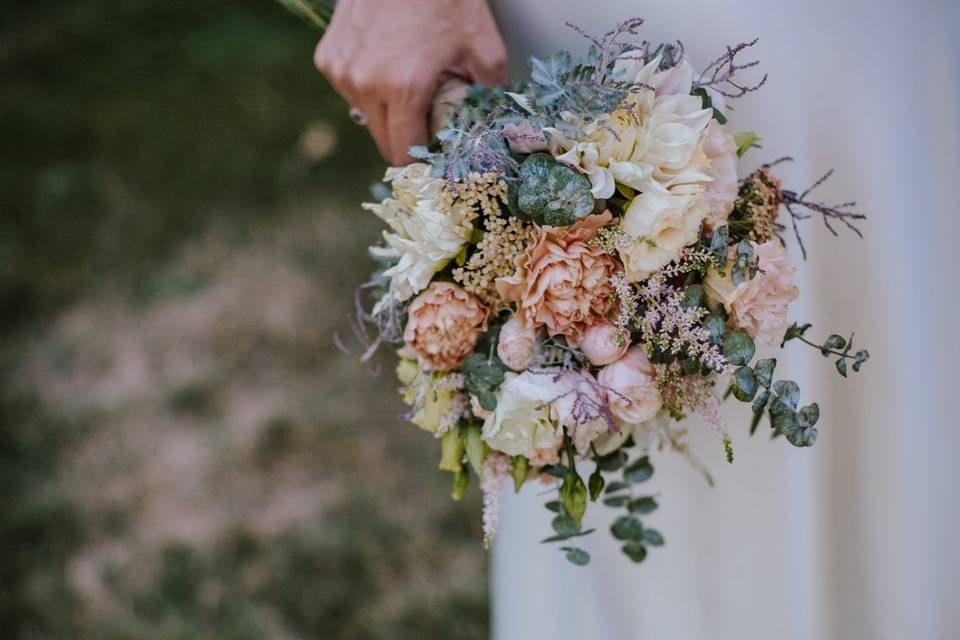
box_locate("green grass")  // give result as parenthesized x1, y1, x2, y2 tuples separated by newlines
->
(0, 2, 489, 638)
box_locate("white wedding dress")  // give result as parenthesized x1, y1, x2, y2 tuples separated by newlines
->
(489, 2, 960, 639)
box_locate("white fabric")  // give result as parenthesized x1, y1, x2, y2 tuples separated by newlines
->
(489, 2, 960, 639)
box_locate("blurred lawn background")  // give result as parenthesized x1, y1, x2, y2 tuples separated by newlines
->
(0, 1, 488, 638)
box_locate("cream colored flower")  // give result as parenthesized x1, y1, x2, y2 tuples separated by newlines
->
(700, 120, 739, 230)
(617, 191, 708, 281)
(481, 372, 562, 458)
(704, 240, 800, 345)
(363, 163, 473, 313)
(546, 55, 714, 200)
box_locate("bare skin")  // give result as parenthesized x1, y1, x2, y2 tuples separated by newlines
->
(314, 0, 508, 165)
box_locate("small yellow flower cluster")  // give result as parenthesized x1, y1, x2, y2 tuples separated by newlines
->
(439, 171, 507, 224)
(453, 214, 532, 310)
(451, 174, 532, 310)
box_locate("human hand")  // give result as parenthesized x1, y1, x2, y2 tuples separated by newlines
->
(313, 0, 508, 165)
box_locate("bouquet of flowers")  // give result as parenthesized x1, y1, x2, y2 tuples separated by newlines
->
(345, 19, 869, 566)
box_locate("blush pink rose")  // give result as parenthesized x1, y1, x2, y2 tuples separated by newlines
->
(597, 346, 662, 425)
(704, 240, 799, 346)
(497, 315, 538, 371)
(700, 120, 739, 230)
(496, 211, 619, 344)
(404, 282, 488, 371)
(579, 321, 630, 366)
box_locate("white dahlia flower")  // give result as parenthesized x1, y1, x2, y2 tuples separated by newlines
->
(363, 163, 473, 313)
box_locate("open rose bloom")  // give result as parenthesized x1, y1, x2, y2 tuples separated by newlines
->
(359, 19, 868, 566)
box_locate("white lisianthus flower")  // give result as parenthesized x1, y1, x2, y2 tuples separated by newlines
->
(482, 370, 610, 458)
(363, 163, 473, 313)
(545, 55, 714, 200)
(618, 191, 709, 281)
(481, 372, 561, 458)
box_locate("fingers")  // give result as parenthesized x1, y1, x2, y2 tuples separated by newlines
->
(464, 35, 509, 86)
(361, 100, 393, 162)
(386, 93, 432, 165)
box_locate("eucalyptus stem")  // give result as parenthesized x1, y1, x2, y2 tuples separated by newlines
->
(793, 334, 849, 358)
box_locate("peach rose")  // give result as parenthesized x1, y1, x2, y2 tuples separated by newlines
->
(496, 211, 618, 344)
(404, 282, 487, 371)
(497, 315, 538, 371)
(597, 346, 662, 425)
(703, 240, 799, 346)
(579, 321, 630, 366)
(700, 120, 739, 230)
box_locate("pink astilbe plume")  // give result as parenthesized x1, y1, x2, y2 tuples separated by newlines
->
(482, 453, 513, 548)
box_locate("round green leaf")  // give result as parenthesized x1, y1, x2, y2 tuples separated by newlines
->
(622, 541, 648, 563)
(723, 331, 756, 366)
(731, 366, 759, 402)
(610, 515, 644, 541)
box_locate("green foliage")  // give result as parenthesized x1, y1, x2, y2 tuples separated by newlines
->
(560, 469, 588, 526)
(514, 154, 595, 226)
(274, 0, 335, 31)
(611, 515, 644, 541)
(511, 455, 531, 492)
(691, 86, 727, 124)
(680, 284, 706, 310)
(731, 240, 758, 285)
(781, 322, 870, 377)
(723, 331, 756, 366)
(707, 225, 730, 268)
(731, 366, 759, 402)
(451, 468, 469, 501)
(464, 424, 489, 477)
(628, 497, 658, 515)
(561, 547, 591, 566)
(588, 467, 605, 502)
(622, 541, 648, 563)
(732, 131, 761, 157)
(462, 352, 508, 412)
(623, 455, 654, 483)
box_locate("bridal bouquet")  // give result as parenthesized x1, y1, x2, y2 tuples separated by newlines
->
(349, 19, 868, 566)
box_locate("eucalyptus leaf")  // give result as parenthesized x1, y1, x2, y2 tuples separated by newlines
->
(753, 358, 777, 388)
(731, 366, 759, 402)
(624, 455, 654, 483)
(610, 515, 644, 541)
(641, 528, 665, 546)
(781, 322, 812, 347)
(595, 449, 627, 472)
(628, 496, 658, 515)
(750, 389, 770, 435)
(516, 153, 594, 225)
(680, 284, 705, 310)
(561, 546, 591, 566)
(551, 513, 578, 537)
(622, 542, 648, 563)
(602, 495, 630, 508)
(723, 331, 756, 366)
(604, 480, 629, 494)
